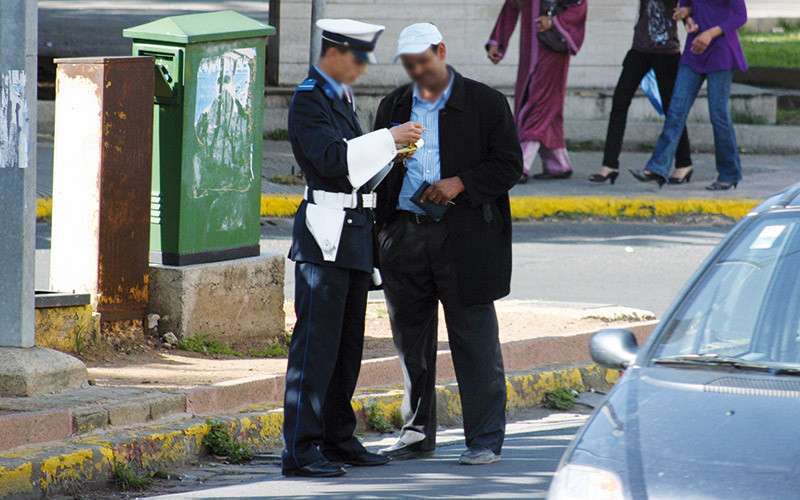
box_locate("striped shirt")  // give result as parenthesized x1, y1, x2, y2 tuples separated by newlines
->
(397, 73, 455, 213)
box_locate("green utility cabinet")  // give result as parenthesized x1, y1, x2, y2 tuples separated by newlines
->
(123, 11, 275, 266)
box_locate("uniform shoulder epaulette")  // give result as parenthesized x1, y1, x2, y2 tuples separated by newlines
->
(296, 78, 318, 92)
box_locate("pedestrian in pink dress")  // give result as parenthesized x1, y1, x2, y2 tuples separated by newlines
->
(487, 0, 588, 183)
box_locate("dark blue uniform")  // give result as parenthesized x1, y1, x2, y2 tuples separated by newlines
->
(282, 66, 379, 470)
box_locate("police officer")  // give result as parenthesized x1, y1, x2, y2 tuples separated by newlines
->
(282, 19, 423, 478)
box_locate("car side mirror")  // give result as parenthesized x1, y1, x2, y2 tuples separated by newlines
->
(590, 329, 639, 369)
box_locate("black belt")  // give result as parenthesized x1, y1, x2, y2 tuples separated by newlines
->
(398, 210, 442, 225)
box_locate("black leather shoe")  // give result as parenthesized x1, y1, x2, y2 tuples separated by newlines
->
(378, 441, 435, 461)
(282, 460, 346, 477)
(324, 449, 391, 467)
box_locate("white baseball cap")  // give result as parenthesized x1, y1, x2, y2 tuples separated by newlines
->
(394, 23, 444, 62)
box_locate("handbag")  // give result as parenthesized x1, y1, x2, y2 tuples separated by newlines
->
(537, 0, 581, 54)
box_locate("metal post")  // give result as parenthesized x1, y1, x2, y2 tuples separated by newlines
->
(309, 0, 326, 66)
(267, 0, 281, 85)
(0, 0, 37, 347)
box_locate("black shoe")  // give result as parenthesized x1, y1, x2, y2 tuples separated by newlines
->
(378, 440, 435, 461)
(282, 460, 346, 478)
(668, 167, 694, 184)
(532, 171, 573, 180)
(629, 168, 666, 188)
(706, 180, 738, 191)
(324, 449, 391, 467)
(588, 169, 619, 184)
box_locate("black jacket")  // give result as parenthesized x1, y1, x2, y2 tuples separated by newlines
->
(374, 69, 523, 305)
(287, 66, 375, 273)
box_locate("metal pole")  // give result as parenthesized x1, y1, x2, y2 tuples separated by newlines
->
(267, 0, 281, 85)
(309, 0, 326, 66)
(0, 0, 37, 347)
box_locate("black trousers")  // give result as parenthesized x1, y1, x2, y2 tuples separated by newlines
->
(603, 49, 693, 170)
(282, 262, 371, 468)
(379, 214, 507, 454)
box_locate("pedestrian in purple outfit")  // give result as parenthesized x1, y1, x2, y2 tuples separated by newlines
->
(631, 0, 748, 191)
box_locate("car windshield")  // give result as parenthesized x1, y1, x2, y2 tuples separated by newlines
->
(652, 213, 800, 369)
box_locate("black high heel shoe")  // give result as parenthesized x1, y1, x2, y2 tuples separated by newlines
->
(589, 169, 619, 185)
(629, 169, 666, 188)
(705, 180, 738, 191)
(668, 167, 694, 185)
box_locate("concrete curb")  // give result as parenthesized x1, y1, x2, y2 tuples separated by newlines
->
(34, 195, 760, 222)
(0, 321, 656, 454)
(0, 363, 620, 498)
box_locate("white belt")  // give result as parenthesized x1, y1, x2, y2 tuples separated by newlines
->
(304, 187, 377, 209)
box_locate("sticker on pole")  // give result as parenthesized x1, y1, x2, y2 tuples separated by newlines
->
(0, 70, 29, 169)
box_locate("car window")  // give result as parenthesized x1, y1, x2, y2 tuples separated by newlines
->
(653, 214, 800, 366)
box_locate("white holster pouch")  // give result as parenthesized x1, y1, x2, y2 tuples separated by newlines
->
(305, 203, 346, 262)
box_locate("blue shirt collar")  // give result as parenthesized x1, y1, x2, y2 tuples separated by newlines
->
(412, 71, 455, 107)
(313, 65, 346, 99)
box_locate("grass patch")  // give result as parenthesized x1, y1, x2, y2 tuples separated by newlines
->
(265, 128, 290, 141)
(177, 335, 239, 357)
(731, 111, 769, 125)
(542, 388, 579, 411)
(177, 334, 291, 359)
(366, 405, 397, 433)
(741, 28, 800, 69)
(778, 108, 800, 125)
(112, 462, 153, 491)
(268, 173, 305, 186)
(246, 334, 291, 358)
(203, 420, 254, 464)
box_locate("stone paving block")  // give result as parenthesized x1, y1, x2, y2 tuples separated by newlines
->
(149, 394, 187, 421)
(0, 409, 72, 452)
(106, 400, 151, 427)
(72, 406, 108, 434)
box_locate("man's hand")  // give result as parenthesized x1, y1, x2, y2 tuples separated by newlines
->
(535, 15, 553, 33)
(487, 45, 503, 65)
(390, 122, 423, 145)
(421, 177, 465, 205)
(691, 27, 721, 54)
(685, 16, 700, 34)
(673, 6, 691, 21)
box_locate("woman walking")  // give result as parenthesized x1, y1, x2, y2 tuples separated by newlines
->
(487, 0, 588, 183)
(631, 0, 748, 190)
(590, 0, 693, 185)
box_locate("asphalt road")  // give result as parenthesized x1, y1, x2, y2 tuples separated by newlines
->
(35, 220, 726, 315)
(139, 410, 589, 499)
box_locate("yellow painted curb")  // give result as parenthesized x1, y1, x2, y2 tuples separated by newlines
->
(0, 363, 619, 497)
(256, 194, 758, 221)
(34, 195, 759, 222)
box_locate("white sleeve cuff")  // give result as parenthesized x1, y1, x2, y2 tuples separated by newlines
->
(346, 128, 397, 189)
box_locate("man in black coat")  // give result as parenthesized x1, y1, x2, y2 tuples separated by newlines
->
(374, 23, 522, 465)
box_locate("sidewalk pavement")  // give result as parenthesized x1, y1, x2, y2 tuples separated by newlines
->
(260, 140, 800, 200)
(0, 300, 655, 453)
(36, 138, 800, 201)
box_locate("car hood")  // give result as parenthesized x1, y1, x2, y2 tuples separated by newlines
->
(570, 365, 800, 500)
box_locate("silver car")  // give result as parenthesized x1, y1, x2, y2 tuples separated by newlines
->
(549, 186, 800, 500)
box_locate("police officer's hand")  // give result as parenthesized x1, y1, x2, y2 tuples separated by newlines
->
(390, 122, 424, 145)
(422, 177, 465, 205)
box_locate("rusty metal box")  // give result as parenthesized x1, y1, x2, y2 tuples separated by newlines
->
(49, 56, 154, 322)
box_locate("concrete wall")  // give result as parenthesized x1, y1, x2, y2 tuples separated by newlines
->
(277, 0, 800, 89)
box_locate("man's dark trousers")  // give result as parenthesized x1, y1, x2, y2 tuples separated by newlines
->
(282, 262, 371, 468)
(379, 214, 507, 454)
